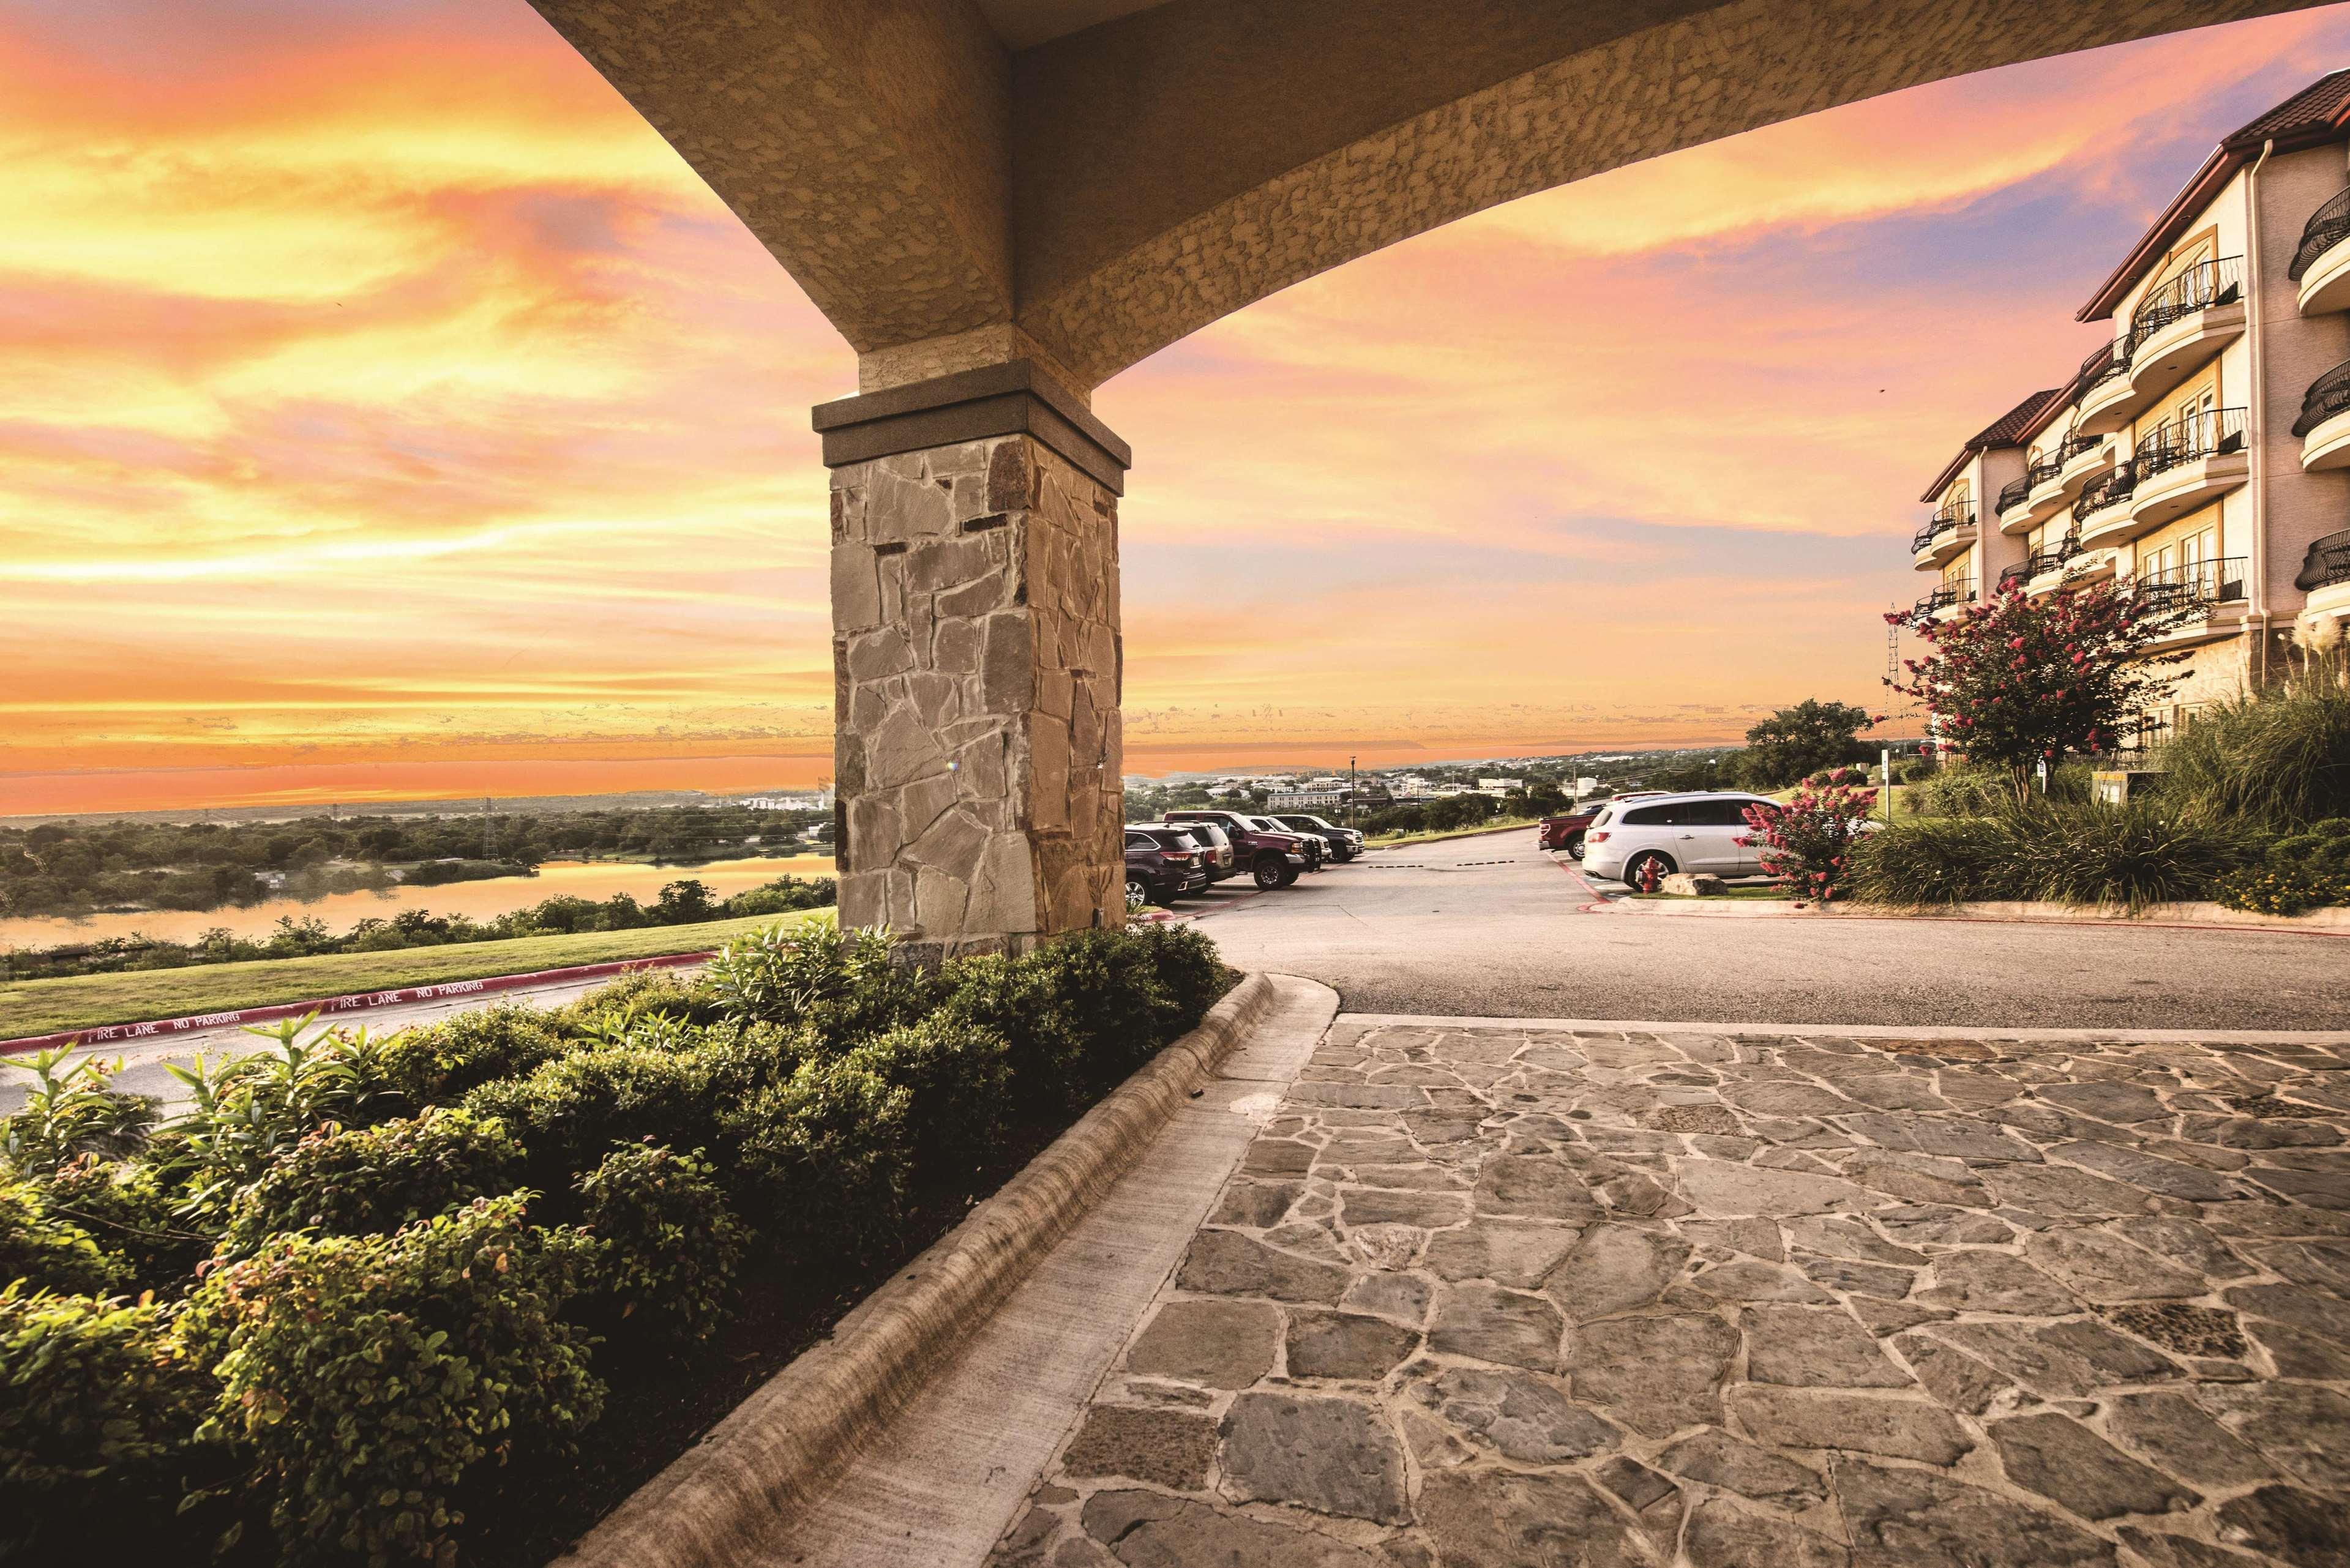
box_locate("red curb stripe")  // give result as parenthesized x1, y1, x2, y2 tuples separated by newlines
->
(1, 949, 717, 1056)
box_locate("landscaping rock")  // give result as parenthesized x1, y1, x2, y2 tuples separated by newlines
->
(1660, 872, 1729, 897)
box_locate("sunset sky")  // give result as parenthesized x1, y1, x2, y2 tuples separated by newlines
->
(10, 3, 2350, 815)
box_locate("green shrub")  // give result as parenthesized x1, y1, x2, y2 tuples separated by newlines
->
(0, 1170, 127, 1297)
(2159, 659, 2350, 827)
(190, 1195, 603, 1567)
(1850, 804, 2260, 909)
(2010, 801, 2262, 909)
(724, 1058, 913, 1246)
(573, 1144, 744, 1342)
(370, 1004, 572, 1107)
(36, 1157, 209, 1295)
(1017, 929, 1186, 1085)
(552, 967, 728, 1034)
(222, 1108, 524, 1257)
(1, 1049, 156, 1174)
(462, 1045, 714, 1185)
(846, 1017, 1012, 1170)
(2267, 816, 2350, 876)
(1124, 922, 1236, 1028)
(1895, 757, 1939, 785)
(935, 953, 1089, 1111)
(2214, 862, 2350, 916)
(0, 1286, 209, 1554)
(703, 922, 941, 1042)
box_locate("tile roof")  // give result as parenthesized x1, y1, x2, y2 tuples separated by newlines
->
(1920, 389, 2058, 502)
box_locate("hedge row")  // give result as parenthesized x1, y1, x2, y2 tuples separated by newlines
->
(0, 920, 1232, 1562)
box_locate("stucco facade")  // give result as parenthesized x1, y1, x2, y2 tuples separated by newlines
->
(1909, 72, 2350, 742)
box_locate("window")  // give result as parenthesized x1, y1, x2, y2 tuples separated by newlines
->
(1620, 804, 1680, 826)
(1126, 834, 1155, 851)
(1689, 799, 1759, 827)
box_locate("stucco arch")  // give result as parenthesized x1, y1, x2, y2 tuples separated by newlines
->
(531, 0, 2314, 391)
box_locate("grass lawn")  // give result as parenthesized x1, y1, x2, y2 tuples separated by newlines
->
(1364, 816, 1539, 848)
(0, 910, 827, 1041)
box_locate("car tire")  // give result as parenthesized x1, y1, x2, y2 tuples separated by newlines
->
(1252, 855, 1287, 890)
(1565, 832, 1585, 860)
(1621, 849, 1674, 889)
(1278, 865, 1301, 887)
(1126, 875, 1155, 906)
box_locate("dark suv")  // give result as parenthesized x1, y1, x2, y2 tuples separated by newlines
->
(1275, 813, 1363, 862)
(1165, 809, 1313, 889)
(1124, 825, 1209, 905)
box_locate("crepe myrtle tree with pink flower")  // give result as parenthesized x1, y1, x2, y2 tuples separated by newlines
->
(1740, 783, 1876, 905)
(1887, 577, 2186, 808)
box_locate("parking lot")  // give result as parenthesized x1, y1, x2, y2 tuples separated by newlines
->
(1172, 828, 2350, 1031)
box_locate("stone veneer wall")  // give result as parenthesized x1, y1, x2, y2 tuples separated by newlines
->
(831, 432, 1123, 962)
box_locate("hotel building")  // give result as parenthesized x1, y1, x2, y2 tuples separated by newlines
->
(1907, 70, 2350, 737)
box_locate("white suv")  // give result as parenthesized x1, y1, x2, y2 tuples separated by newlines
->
(1580, 791, 1777, 887)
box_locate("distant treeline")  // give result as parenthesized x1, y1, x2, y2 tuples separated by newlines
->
(0, 875, 836, 982)
(0, 804, 831, 919)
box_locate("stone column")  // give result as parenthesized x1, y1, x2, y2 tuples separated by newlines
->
(814, 362, 1130, 962)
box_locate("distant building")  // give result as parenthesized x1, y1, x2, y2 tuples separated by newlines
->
(1268, 788, 1342, 808)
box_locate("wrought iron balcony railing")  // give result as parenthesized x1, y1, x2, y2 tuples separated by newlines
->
(2134, 407, 2248, 479)
(1997, 561, 2033, 592)
(2057, 431, 2103, 466)
(1996, 474, 2033, 515)
(2023, 452, 2064, 490)
(2291, 187, 2350, 282)
(2130, 257, 2243, 341)
(2294, 359, 2350, 438)
(2296, 528, 2350, 592)
(2072, 460, 2137, 521)
(2133, 555, 2248, 619)
(2026, 537, 2082, 579)
(1912, 496, 1974, 553)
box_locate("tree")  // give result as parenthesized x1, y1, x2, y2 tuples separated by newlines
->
(1735, 700, 1877, 790)
(1886, 578, 2185, 807)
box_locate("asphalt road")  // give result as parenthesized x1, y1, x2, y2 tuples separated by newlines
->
(1183, 828, 2350, 1030)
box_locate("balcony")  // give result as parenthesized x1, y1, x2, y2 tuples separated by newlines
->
(2297, 528, 2350, 622)
(1911, 579, 1976, 622)
(1993, 472, 2036, 531)
(2054, 430, 2113, 496)
(2075, 338, 2140, 435)
(1910, 497, 1976, 568)
(2294, 359, 2350, 470)
(1996, 560, 2034, 594)
(2135, 555, 2250, 650)
(2131, 406, 2250, 532)
(2126, 258, 2245, 406)
(2072, 460, 2139, 547)
(2292, 188, 2350, 316)
(2024, 536, 2082, 585)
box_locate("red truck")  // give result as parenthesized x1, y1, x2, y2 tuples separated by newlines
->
(1538, 793, 1658, 857)
(1165, 808, 1316, 889)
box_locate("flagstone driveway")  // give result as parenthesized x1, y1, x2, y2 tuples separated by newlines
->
(987, 1018, 2350, 1567)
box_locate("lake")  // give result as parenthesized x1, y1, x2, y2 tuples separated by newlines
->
(0, 856, 839, 951)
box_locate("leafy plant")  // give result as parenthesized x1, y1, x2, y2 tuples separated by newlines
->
(462, 1045, 714, 1186)
(2213, 863, 2350, 916)
(724, 1058, 913, 1247)
(33, 1157, 210, 1295)
(1890, 578, 2187, 806)
(0, 1168, 127, 1296)
(1734, 698, 1879, 789)
(1, 1049, 156, 1174)
(0, 1285, 209, 1555)
(844, 1017, 1012, 1169)
(221, 1107, 525, 1258)
(368, 1004, 572, 1108)
(189, 1195, 603, 1567)
(572, 1144, 744, 1342)
(702, 922, 939, 1042)
(1850, 802, 2261, 910)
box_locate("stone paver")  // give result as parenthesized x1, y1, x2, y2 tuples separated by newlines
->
(989, 1019, 2350, 1567)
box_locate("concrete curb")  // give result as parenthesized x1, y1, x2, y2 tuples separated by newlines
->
(1582, 895, 2350, 935)
(551, 971, 1282, 1568)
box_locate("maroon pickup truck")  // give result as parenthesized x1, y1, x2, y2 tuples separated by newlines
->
(1165, 808, 1315, 889)
(1538, 793, 1658, 857)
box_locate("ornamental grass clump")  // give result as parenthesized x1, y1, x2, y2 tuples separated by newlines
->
(1741, 782, 1877, 903)
(1848, 802, 2261, 910)
(2159, 649, 2350, 827)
